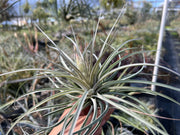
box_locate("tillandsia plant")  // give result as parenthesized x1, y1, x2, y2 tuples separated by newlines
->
(1, 8, 180, 135)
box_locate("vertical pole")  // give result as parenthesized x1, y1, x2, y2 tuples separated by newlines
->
(151, 0, 169, 91)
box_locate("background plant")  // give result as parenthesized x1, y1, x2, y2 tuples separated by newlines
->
(0, 35, 34, 101)
(0, 0, 17, 23)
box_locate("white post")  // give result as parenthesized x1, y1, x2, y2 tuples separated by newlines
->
(151, 0, 169, 91)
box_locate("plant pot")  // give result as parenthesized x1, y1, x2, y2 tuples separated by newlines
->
(49, 105, 114, 135)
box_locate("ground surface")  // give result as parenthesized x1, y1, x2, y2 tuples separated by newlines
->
(156, 31, 180, 135)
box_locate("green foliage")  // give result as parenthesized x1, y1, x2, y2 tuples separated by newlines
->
(170, 16, 180, 37)
(166, 2, 179, 25)
(111, 20, 159, 55)
(23, 0, 30, 14)
(0, 0, 17, 23)
(170, 16, 180, 27)
(140, 1, 152, 21)
(0, 35, 33, 73)
(120, 7, 137, 25)
(59, 0, 94, 21)
(100, 0, 125, 10)
(48, 0, 56, 4)
(0, 35, 34, 102)
(33, 7, 49, 23)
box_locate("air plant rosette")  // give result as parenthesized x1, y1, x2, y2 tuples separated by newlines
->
(1, 9, 180, 135)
